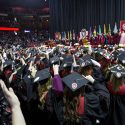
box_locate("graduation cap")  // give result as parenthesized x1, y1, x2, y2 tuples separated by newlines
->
(75, 52, 82, 58)
(92, 47, 98, 53)
(62, 47, 68, 53)
(3, 60, 13, 68)
(50, 56, 60, 65)
(82, 54, 92, 60)
(102, 51, 111, 60)
(26, 57, 35, 63)
(97, 48, 105, 55)
(108, 64, 125, 78)
(63, 55, 73, 62)
(61, 55, 73, 68)
(62, 62, 73, 68)
(96, 49, 111, 60)
(107, 45, 114, 50)
(62, 72, 89, 92)
(79, 55, 92, 67)
(28, 49, 38, 56)
(117, 51, 125, 64)
(34, 68, 51, 83)
(110, 51, 119, 60)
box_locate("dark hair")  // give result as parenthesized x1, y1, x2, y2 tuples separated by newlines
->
(79, 65, 93, 76)
(59, 67, 71, 78)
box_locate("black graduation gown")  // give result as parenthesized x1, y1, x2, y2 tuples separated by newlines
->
(102, 94, 125, 125)
(46, 89, 63, 125)
(93, 66, 125, 125)
(92, 66, 110, 124)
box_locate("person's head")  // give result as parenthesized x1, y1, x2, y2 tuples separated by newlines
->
(79, 65, 93, 76)
(33, 68, 51, 109)
(59, 67, 71, 78)
(78, 55, 93, 76)
(108, 73, 124, 91)
(107, 64, 125, 92)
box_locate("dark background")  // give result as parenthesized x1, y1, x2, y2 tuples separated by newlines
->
(49, 0, 125, 35)
(0, 0, 125, 37)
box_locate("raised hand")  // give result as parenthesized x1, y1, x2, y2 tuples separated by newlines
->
(85, 75, 95, 84)
(0, 80, 20, 109)
(53, 64, 59, 75)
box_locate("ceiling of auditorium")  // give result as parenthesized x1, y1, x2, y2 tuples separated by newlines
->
(0, 0, 49, 9)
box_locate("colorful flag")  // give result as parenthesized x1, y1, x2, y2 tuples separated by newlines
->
(64, 31, 66, 40)
(73, 30, 75, 40)
(55, 32, 59, 40)
(108, 24, 111, 34)
(68, 31, 70, 40)
(113, 22, 118, 34)
(61, 32, 63, 40)
(59, 32, 61, 40)
(89, 27, 92, 38)
(70, 31, 72, 40)
(93, 26, 97, 37)
(98, 25, 102, 35)
(104, 24, 107, 34)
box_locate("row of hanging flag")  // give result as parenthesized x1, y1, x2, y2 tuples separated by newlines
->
(54, 23, 119, 41)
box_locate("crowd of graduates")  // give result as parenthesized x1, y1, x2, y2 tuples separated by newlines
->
(0, 28, 125, 125)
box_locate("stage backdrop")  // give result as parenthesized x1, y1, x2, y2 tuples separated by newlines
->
(49, 0, 125, 37)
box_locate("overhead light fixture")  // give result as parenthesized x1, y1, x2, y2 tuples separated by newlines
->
(24, 30, 30, 33)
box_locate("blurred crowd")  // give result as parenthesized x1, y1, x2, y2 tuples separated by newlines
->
(0, 31, 49, 49)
